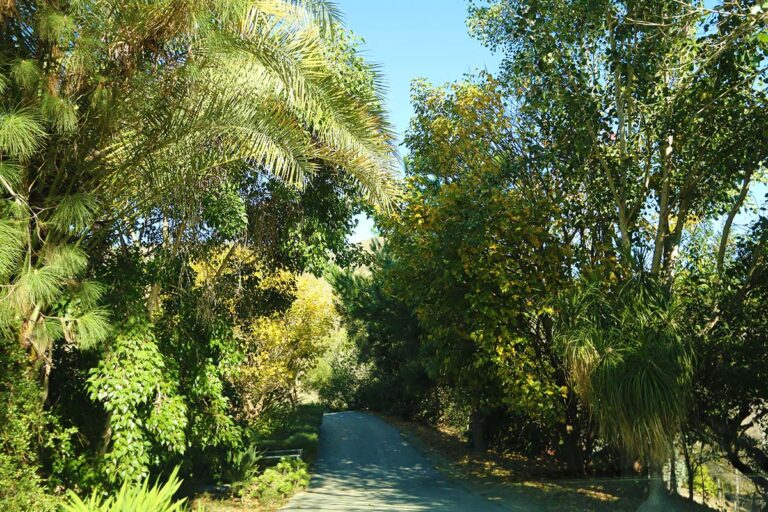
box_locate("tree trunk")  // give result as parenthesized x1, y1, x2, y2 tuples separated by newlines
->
(638, 463, 679, 512)
(717, 169, 753, 276)
(669, 449, 677, 496)
(681, 438, 695, 501)
(561, 389, 585, 476)
(470, 409, 487, 454)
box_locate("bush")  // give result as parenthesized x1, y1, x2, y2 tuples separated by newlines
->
(0, 341, 59, 512)
(61, 467, 187, 512)
(0, 453, 58, 512)
(221, 445, 262, 496)
(245, 459, 310, 507)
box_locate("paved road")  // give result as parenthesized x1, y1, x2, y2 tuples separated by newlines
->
(282, 411, 503, 511)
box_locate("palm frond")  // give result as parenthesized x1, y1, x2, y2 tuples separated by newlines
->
(12, 266, 66, 311)
(554, 275, 692, 464)
(48, 193, 98, 234)
(0, 108, 46, 160)
(0, 218, 25, 279)
(10, 59, 41, 91)
(41, 94, 78, 134)
(0, 160, 23, 189)
(71, 280, 106, 310)
(71, 308, 111, 350)
(43, 244, 88, 278)
(37, 7, 75, 45)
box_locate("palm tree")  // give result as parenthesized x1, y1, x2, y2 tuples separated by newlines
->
(0, 0, 398, 398)
(554, 274, 693, 511)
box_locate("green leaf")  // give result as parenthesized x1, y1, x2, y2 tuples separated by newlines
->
(10, 59, 41, 91)
(73, 308, 112, 350)
(41, 94, 78, 134)
(48, 193, 98, 234)
(0, 108, 46, 159)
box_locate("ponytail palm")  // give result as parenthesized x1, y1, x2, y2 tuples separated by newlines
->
(555, 275, 693, 510)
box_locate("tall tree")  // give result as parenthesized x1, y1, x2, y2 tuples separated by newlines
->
(469, 0, 768, 276)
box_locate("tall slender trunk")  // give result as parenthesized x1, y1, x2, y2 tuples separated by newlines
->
(717, 170, 753, 276)
(651, 135, 673, 275)
(681, 437, 695, 501)
(669, 446, 678, 496)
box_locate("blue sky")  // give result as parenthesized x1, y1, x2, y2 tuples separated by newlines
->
(336, 0, 502, 242)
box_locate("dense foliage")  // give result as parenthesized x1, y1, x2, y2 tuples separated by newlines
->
(321, 1, 768, 509)
(0, 0, 396, 508)
(3, 0, 768, 510)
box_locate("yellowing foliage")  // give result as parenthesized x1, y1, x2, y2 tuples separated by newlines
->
(230, 273, 338, 422)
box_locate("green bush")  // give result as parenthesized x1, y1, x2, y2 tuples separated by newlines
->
(245, 459, 310, 506)
(61, 467, 187, 512)
(221, 444, 262, 496)
(0, 453, 58, 512)
(0, 341, 59, 512)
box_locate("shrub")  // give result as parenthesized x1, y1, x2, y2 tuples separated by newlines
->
(245, 459, 310, 506)
(221, 445, 262, 496)
(0, 341, 58, 512)
(254, 404, 323, 463)
(61, 467, 187, 512)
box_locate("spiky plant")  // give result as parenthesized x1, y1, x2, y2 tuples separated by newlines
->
(61, 467, 186, 512)
(554, 274, 693, 511)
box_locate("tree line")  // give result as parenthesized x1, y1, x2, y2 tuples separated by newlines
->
(0, 1, 396, 509)
(324, 1, 768, 509)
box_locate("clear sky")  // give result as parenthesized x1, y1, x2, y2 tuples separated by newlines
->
(337, 0, 502, 242)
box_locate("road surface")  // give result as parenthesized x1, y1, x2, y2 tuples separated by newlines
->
(282, 411, 503, 511)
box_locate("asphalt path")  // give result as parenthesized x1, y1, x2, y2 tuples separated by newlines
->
(281, 411, 503, 511)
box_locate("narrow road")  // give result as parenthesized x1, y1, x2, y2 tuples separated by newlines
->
(282, 411, 503, 511)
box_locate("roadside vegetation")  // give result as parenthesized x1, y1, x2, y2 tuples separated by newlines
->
(192, 403, 323, 511)
(2, 1, 767, 511)
(314, 1, 768, 511)
(0, 0, 394, 510)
